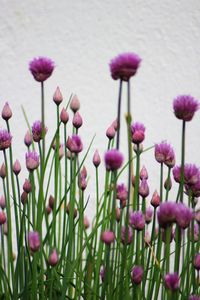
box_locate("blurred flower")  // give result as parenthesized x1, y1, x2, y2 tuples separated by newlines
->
(29, 56, 55, 82)
(100, 266, 105, 282)
(24, 131, 32, 147)
(0, 211, 6, 225)
(164, 273, 180, 291)
(25, 151, 39, 171)
(110, 52, 141, 81)
(189, 295, 200, 300)
(193, 253, 200, 270)
(121, 226, 133, 244)
(28, 231, 40, 252)
(23, 179, 32, 193)
(129, 211, 145, 231)
(131, 266, 143, 285)
(0, 129, 12, 150)
(0, 196, 6, 210)
(48, 249, 58, 267)
(173, 95, 199, 122)
(101, 230, 115, 245)
(175, 203, 193, 229)
(66, 135, 83, 154)
(104, 149, 124, 171)
(2, 102, 12, 121)
(84, 216, 90, 229)
(154, 142, 175, 167)
(145, 207, 153, 224)
(157, 202, 177, 228)
(131, 122, 145, 144)
(0, 163, 6, 178)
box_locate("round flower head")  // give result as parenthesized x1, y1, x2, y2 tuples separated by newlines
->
(121, 226, 133, 245)
(28, 231, 40, 252)
(101, 230, 115, 245)
(157, 201, 177, 228)
(117, 183, 128, 201)
(104, 149, 124, 171)
(32, 120, 47, 142)
(184, 164, 200, 186)
(131, 266, 143, 285)
(66, 135, 83, 154)
(29, 56, 55, 82)
(155, 142, 175, 167)
(26, 151, 39, 171)
(175, 203, 193, 229)
(129, 211, 145, 231)
(131, 122, 145, 144)
(2, 102, 12, 121)
(173, 95, 199, 122)
(0, 129, 12, 150)
(193, 253, 200, 270)
(110, 52, 141, 81)
(48, 249, 58, 267)
(164, 273, 180, 291)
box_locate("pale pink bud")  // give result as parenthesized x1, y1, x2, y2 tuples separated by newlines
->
(2, 102, 12, 121)
(53, 86, 63, 105)
(21, 191, 28, 205)
(151, 190, 160, 208)
(23, 179, 32, 193)
(116, 207, 121, 222)
(0, 163, 6, 179)
(112, 119, 118, 131)
(106, 126, 115, 140)
(60, 108, 69, 124)
(84, 216, 90, 229)
(48, 249, 58, 266)
(101, 230, 115, 245)
(0, 211, 6, 225)
(70, 95, 80, 113)
(93, 150, 101, 167)
(0, 196, 6, 210)
(13, 159, 21, 175)
(72, 112, 83, 129)
(140, 166, 148, 180)
(24, 131, 32, 147)
(139, 179, 149, 198)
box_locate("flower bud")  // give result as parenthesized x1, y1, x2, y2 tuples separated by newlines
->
(53, 87, 63, 105)
(140, 166, 148, 180)
(23, 179, 32, 193)
(13, 159, 21, 175)
(0, 163, 6, 179)
(84, 216, 90, 229)
(164, 177, 172, 190)
(70, 95, 80, 113)
(0, 211, 6, 225)
(116, 207, 121, 222)
(131, 266, 143, 285)
(93, 150, 101, 167)
(72, 112, 83, 129)
(194, 253, 200, 270)
(24, 131, 32, 147)
(106, 126, 115, 140)
(151, 190, 160, 208)
(21, 191, 28, 205)
(66, 203, 78, 219)
(46, 205, 52, 215)
(28, 231, 40, 252)
(139, 179, 149, 198)
(49, 195, 54, 209)
(2, 102, 12, 121)
(101, 230, 115, 245)
(48, 249, 59, 266)
(0, 196, 6, 210)
(60, 108, 69, 124)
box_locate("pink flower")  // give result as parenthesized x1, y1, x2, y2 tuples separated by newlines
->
(155, 142, 175, 167)
(110, 52, 141, 81)
(175, 203, 193, 229)
(29, 56, 55, 82)
(117, 183, 128, 201)
(48, 249, 58, 267)
(2, 102, 12, 121)
(173, 95, 199, 122)
(24, 131, 32, 147)
(66, 135, 83, 154)
(139, 179, 149, 198)
(25, 151, 39, 171)
(157, 202, 177, 228)
(151, 190, 160, 208)
(131, 122, 145, 144)
(72, 112, 83, 129)
(0, 211, 6, 225)
(140, 166, 148, 180)
(28, 231, 40, 252)
(13, 159, 21, 175)
(194, 253, 200, 270)
(164, 273, 180, 291)
(145, 207, 153, 224)
(32, 120, 47, 142)
(0, 129, 12, 150)
(101, 230, 115, 245)
(23, 179, 32, 193)
(131, 266, 143, 285)
(129, 211, 145, 231)
(104, 149, 124, 171)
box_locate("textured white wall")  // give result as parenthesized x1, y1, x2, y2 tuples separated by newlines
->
(0, 0, 200, 218)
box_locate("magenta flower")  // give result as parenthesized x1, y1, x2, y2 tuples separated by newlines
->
(106, 125, 116, 140)
(157, 202, 177, 228)
(48, 249, 59, 267)
(66, 135, 83, 154)
(175, 203, 193, 229)
(28, 231, 40, 252)
(173, 95, 199, 122)
(110, 52, 141, 81)
(139, 179, 150, 198)
(104, 149, 124, 171)
(194, 253, 200, 270)
(121, 226, 133, 245)
(2, 102, 12, 121)
(129, 211, 145, 231)
(189, 295, 200, 300)
(0, 129, 12, 150)
(29, 56, 55, 82)
(32, 120, 47, 142)
(164, 273, 180, 291)
(93, 150, 101, 167)
(117, 183, 128, 201)
(101, 230, 115, 245)
(25, 151, 39, 171)
(173, 164, 200, 186)
(100, 266, 105, 282)
(131, 266, 143, 285)
(130, 122, 145, 144)
(151, 190, 160, 208)
(154, 142, 175, 167)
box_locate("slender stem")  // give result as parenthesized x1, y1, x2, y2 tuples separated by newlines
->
(180, 120, 186, 203)
(116, 80, 123, 150)
(41, 81, 45, 159)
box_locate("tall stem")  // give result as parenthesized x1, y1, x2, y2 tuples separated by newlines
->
(116, 80, 123, 150)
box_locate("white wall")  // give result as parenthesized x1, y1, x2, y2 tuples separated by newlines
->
(0, 0, 200, 218)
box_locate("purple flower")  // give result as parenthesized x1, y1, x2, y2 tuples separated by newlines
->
(130, 122, 145, 144)
(188, 180, 200, 197)
(110, 52, 141, 81)
(32, 120, 47, 142)
(164, 273, 180, 291)
(157, 202, 177, 228)
(131, 266, 143, 285)
(129, 211, 145, 231)
(28, 231, 40, 252)
(29, 56, 55, 82)
(139, 179, 149, 198)
(104, 149, 124, 171)
(25, 151, 39, 171)
(173, 95, 199, 122)
(66, 135, 83, 154)
(101, 230, 115, 245)
(121, 226, 133, 244)
(189, 295, 200, 300)
(24, 130, 32, 147)
(70, 95, 80, 113)
(173, 164, 200, 186)
(155, 142, 175, 167)
(173, 165, 181, 183)
(194, 253, 200, 270)
(0, 129, 12, 150)
(117, 183, 128, 201)
(175, 203, 193, 229)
